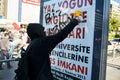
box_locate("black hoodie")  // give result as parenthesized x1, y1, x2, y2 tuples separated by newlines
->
(27, 19, 78, 80)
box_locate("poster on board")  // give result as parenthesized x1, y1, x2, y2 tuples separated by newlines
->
(42, 0, 96, 80)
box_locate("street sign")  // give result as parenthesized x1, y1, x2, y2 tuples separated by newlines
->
(40, 0, 110, 80)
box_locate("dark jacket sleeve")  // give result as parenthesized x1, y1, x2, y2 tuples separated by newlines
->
(43, 19, 78, 52)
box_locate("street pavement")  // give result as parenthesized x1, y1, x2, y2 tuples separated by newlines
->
(106, 57, 120, 80)
(0, 58, 120, 80)
(0, 61, 18, 80)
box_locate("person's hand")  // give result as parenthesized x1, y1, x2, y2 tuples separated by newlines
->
(74, 16, 81, 23)
(73, 10, 83, 24)
(67, 10, 82, 24)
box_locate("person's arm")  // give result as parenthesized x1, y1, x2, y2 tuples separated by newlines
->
(44, 19, 79, 51)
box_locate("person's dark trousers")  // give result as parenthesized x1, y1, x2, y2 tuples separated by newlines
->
(0, 51, 5, 69)
(6, 53, 12, 68)
(0, 50, 12, 68)
(0, 62, 3, 70)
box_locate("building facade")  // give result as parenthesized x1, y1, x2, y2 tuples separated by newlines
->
(110, 0, 120, 19)
(0, 0, 7, 19)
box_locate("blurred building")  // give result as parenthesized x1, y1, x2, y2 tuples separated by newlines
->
(110, 0, 120, 19)
(0, 0, 40, 22)
(0, 0, 41, 29)
(0, 0, 7, 19)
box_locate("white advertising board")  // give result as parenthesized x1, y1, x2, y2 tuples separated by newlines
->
(6, 0, 40, 23)
(42, 0, 96, 80)
(7, 0, 19, 21)
(21, 0, 40, 23)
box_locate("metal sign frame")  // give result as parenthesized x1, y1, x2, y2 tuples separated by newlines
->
(91, 0, 110, 80)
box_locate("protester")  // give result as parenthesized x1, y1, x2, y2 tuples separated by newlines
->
(0, 33, 12, 69)
(22, 17, 80, 80)
(19, 30, 28, 49)
(8, 31, 14, 42)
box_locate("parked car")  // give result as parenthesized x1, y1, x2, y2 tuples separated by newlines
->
(108, 41, 114, 52)
(108, 39, 120, 53)
(110, 38, 120, 45)
(115, 44, 120, 53)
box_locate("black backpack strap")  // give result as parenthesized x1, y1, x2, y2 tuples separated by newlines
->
(25, 40, 34, 54)
(24, 39, 38, 79)
(25, 38, 38, 54)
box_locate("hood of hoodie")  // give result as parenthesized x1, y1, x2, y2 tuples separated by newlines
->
(27, 23, 45, 41)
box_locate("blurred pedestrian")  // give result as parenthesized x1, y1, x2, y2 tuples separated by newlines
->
(8, 31, 14, 42)
(0, 33, 12, 69)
